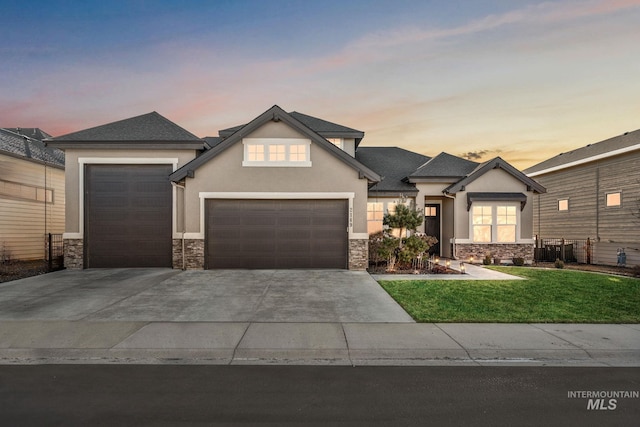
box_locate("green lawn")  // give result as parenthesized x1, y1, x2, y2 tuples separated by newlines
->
(379, 267, 640, 323)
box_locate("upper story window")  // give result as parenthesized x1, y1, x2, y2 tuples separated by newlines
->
(472, 204, 518, 243)
(606, 191, 621, 207)
(243, 138, 311, 167)
(558, 199, 569, 211)
(0, 179, 53, 203)
(326, 138, 343, 149)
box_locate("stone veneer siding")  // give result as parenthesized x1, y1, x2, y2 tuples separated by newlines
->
(172, 239, 205, 269)
(63, 238, 84, 270)
(171, 238, 367, 270)
(456, 243, 534, 263)
(348, 239, 368, 270)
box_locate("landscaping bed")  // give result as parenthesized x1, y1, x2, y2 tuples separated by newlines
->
(379, 266, 640, 323)
(0, 260, 50, 283)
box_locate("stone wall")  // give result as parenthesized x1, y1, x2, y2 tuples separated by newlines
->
(172, 239, 204, 269)
(63, 239, 83, 269)
(349, 239, 368, 270)
(456, 243, 534, 264)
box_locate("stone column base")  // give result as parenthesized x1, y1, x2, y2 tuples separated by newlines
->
(63, 239, 84, 270)
(456, 243, 534, 264)
(172, 239, 205, 269)
(349, 239, 369, 270)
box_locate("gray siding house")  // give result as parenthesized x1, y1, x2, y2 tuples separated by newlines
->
(525, 129, 640, 267)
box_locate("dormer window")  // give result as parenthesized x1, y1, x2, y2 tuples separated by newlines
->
(243, 138, 311, 167)
(326, 138, 343, 150)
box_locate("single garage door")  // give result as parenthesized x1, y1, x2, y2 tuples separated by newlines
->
(206, 199, 348, 269)
(85, 164, 173, 268)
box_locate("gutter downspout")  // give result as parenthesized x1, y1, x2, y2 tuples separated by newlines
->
(443, 192, 456, 259)
(171, 181, 186, 270)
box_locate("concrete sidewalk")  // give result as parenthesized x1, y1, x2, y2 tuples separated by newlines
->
(1, 321, 638, 366)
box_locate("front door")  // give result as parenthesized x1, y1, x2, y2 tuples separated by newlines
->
(424, 204, 441, 256)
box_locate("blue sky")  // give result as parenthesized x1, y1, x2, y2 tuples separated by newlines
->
(2, 0, 639, 168)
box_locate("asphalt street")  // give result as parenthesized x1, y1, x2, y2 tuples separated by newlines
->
(1, 366, 639, 426)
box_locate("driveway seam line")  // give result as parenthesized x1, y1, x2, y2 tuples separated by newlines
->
(340, 323, 354, 367)
(230, 322, 252, 365)
(433, 323, 480, 366)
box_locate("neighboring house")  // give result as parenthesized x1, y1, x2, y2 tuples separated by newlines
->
(525, 129, 640, 267)
(47, 105, 542, 270)
(357, 150, 545, 262)
(0, 128, 65, 261)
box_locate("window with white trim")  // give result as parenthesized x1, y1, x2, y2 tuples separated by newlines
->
(243, 138, 311, 167)
(558, 199, 569, 211)
(472, 204, 519, 243)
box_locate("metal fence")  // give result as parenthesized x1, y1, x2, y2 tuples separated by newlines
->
(45, 233, 64, 271)
(534, 237, 592, 264)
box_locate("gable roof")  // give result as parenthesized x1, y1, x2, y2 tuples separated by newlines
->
(0, 128, 65, 168)
(525, 129, 640, 176)
(445, 157, 546, 194)
(219, 111, 365, 147)
(410, 152, 479, 180)
(46, 112, 204, 149)
(170, 105, 380, 183)
(356, 147, 430, 194)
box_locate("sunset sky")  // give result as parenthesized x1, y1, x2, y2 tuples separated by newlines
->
(2, 0, 639, 169)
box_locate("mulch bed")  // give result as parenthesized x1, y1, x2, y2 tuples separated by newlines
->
(532, 261, 639, 278)
(0, 260, 50, 283)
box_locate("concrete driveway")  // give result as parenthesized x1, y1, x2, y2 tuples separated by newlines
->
(0, 269, 413, 323)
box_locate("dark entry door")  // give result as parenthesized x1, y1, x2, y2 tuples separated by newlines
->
(424, 204, 441, 256)
(85, 164, 173, 268)
(206, 199, 348, 269)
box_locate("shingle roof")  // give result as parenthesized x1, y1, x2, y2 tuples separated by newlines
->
(47, 112, 203, 142)
(0, 128, 64, 168)
(3, 128, 52, 140)
(445, 157, 545, 194)
(410, 152, 479, 178)
(356, 147, 430, 194)
(524, 129, 640, 176)
(218, 110, 364, 145)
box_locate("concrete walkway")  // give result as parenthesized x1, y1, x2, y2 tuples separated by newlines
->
(1, 321, 638, 366)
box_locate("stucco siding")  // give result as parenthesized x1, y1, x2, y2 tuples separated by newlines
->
(182, 122, 370, 236)
(62, 149, 196, 236)
(0, 154, 65, 260)
(459, 169, 536, 241)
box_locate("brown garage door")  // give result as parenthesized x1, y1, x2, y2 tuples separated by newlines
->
(206, 199, 348, 269)
(85, 164, 173, 268)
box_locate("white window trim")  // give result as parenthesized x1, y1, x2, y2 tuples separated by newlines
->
(467, 202, 521, 244)
(64, 157, 179, 239)
(191, 192, 362, 240)
(242, 138, 312, 167)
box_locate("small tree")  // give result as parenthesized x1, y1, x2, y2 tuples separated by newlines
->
(383, 203, 423, 248)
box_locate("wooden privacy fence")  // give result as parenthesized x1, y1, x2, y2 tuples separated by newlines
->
(534, 237, 592, 264)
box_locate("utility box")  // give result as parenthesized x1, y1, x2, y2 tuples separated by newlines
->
(617, 248, 626, 266)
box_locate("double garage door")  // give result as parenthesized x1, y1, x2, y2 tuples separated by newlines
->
(206, 199, 348, 269)
(85, 165, 348, 269)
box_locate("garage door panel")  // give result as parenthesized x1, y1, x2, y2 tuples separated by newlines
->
(206, 199, 347, 269)
(85, 164, 172, 268)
